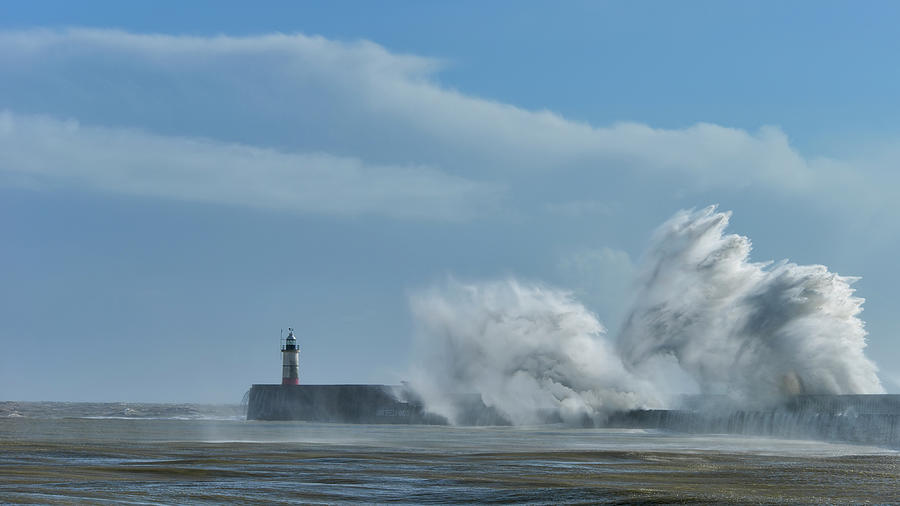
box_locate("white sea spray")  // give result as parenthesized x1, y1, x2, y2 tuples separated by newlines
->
(409, 279, 659, 425)
(617, 206, 883, 405)
(410, 206, 883, 423)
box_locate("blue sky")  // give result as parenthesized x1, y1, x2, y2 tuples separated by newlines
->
(2, 1, 899, 402)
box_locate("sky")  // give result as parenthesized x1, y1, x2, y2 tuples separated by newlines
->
(2, 1, 899, 403)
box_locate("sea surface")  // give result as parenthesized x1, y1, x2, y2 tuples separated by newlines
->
(1, 402, 898, 504)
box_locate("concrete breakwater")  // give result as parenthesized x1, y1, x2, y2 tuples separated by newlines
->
(608, 395, 900, 447)
(246, 384, 440, 423)
(247, 386, 900, 446)
(246, 384, 509, 425)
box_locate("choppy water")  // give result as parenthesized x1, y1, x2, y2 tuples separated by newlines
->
(1, 402, 898, 504)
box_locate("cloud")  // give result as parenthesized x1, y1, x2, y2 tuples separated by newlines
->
(0, 28, 891, 218)
(0, 111, 500, 220)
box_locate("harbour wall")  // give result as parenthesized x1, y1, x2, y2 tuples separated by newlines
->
(247, 386, 900, 446)
(246, 384, 444, 424)
(608, 395, 900, 447)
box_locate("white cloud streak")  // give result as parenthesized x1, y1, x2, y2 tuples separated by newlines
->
(0, 28, 888, 218)
(0, 112, 499, 220)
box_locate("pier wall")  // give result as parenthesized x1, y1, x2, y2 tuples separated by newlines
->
(247, 386, 900, 446)
(608, 395, 900, 447)
(246, 384, 444, 424)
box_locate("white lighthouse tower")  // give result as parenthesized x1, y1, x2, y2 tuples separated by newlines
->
(281, 328, 300, 385)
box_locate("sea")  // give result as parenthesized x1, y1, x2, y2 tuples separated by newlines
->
(1, 401, 898, 504)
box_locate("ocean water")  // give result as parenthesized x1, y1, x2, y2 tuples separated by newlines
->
(1, 402, 898, 504)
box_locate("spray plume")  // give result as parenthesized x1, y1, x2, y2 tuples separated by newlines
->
(409, 279, 658, 425)
(618, 206, 883, 404)
(410, 206, 883, 424)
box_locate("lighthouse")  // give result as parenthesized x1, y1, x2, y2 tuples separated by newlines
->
(281, 328, 300, 385)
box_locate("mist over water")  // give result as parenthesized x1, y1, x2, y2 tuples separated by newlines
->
(411, 206, 884, 424)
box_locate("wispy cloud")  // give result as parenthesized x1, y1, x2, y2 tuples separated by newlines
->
(0, 28, 891, 219)
(0, 112, 500, 220)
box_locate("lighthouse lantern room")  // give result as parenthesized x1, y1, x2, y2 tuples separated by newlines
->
(281, 328, 300, 385)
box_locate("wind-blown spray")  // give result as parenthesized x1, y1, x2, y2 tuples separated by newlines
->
(410, 206, 883, 424)
(617, 206, 883, 405)
(409, 279, 658, 425)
